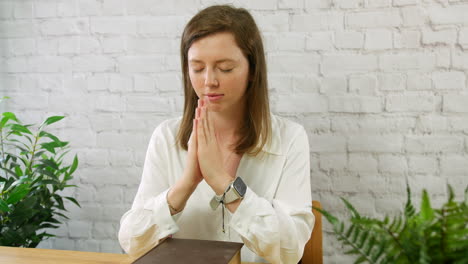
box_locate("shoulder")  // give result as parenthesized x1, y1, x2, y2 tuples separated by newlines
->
(271, 114, 306, 139)
(267, 114, 308, 155)
(149, 116, 182, 144)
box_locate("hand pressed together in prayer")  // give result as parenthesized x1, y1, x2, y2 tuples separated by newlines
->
(192, 98, 236, 195)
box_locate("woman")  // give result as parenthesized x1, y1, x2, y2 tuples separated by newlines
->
(118, 5, 314, 264)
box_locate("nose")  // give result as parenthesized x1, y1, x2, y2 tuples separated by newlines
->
(204, 68, 219, 87)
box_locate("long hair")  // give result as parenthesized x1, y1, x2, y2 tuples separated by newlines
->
(176, 5, 271, 156)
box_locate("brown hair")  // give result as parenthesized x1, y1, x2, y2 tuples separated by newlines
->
(176, 5, 271, 156)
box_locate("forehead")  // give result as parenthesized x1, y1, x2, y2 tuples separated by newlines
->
(187, 32, 245, 62)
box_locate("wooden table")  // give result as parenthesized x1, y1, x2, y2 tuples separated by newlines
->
(0, 246, 259, 264)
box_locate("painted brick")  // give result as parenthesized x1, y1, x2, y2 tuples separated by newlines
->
(0, 21, 36, 38)
(329, 95, 381, 113)
(428, 5, 468, 25)
(349, 74, 378, 95)
(118, 56, 166, 73)
(349, 154, 378, 173)
(443, 95, 468, 113)
(319, 153, 347, 171)
(460, 27, 468, 47)
(268, 54, 320, 74)
(73, 55, 115, 72)
(277, 33, 306, 51)
(91, 18, 137, 35)
(380, 53, 436, 71)
(346, 10, 401, 28)
(378, 154, 407, 174)
(309, 134, 347, 152)
(407, 73, 432, 90)
(365, 29, 393, 50)
(335, 31, 364, 49)
(386, 93, 434, 112)
(305, 0, 331, 9)
(394, 30, 421, 49)
(409, 155, 438, 174)
(40, 19, 88, 36)
(291, 12, 343, 32)
(322, 54, 378, 75)
(293, 76, 320, 93)
(126, 96, 172, 113)
(422, 29, 457, 45)
(378, 73, 406, 91)
(348, 135, 403, 153)
(440, 155, 468, 174)
(432, 71, 465, 90)
(253, 13, 289, 32)
(405, 136, 464, 153)
(416, 115, 449, 133)
(274, 94, 328, 113)
(320, 76, 347, 95)
(306, 32, 334, 51)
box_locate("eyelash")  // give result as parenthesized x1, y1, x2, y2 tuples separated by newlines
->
(192, 68, 233, 73)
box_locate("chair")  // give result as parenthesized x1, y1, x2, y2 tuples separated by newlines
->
(300, 200, 323, 264)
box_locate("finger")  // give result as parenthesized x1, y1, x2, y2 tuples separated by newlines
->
(193, 119, 198, 147)
(194, 118, 198, 147)
(205, 106, 211, 135)
(197, 117, 205, 146)
(208, 107, 216, 139)
(202, 108, 209, 143)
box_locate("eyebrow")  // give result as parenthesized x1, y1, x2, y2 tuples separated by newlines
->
(189, 59, 237, 64)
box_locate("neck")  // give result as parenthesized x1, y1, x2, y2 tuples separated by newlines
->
(210, 104, 245, 145)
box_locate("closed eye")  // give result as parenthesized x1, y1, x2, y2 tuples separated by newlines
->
(220, 68, 233, 73)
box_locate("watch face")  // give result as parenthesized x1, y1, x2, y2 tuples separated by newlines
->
(233, 177, 247, 197)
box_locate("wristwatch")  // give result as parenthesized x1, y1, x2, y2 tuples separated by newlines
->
(210, 177, 247, 210)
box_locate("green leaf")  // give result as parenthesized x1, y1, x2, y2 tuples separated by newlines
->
(341, 197, 361, 219)
(14, 166, 23, 177)
(420, 189, 434, 221)
(64, 196, 80, 208)
(40, 141, 69, 154)
(42, 116, 65, 126)
(69, 155, 78, 175)
(39, 159, 59, 170)
(38, 131, 60, 142)
(0, 112, 18, 128)
(6, 184, 30, 204)
(10, 124, 33, 135)
(0, 199, 10, 212)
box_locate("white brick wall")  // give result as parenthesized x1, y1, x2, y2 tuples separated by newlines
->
(1, 1, 467, 263)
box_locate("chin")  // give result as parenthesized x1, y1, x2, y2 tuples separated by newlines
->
(208, 104, 223, 112)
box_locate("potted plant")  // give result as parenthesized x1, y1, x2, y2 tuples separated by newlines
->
(0, 97, 80, 247)
(315, 184, 468, 263)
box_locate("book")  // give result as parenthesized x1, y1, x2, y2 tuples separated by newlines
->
(132, 238, 244, 264)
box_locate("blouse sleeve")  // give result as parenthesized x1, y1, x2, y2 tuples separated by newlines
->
(229, 126, 315, 264)
(118, 124, 182, 257)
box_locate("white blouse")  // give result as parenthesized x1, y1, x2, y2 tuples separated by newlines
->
(118, 114, 314, 264)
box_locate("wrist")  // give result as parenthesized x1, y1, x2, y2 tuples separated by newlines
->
(181, 174, 200, 191)
(212, 173, 233, 195)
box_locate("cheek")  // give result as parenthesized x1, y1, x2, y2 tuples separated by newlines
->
(189, 73, 204, 92)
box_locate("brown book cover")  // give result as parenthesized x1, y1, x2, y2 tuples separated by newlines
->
(132, 238, 244, 264)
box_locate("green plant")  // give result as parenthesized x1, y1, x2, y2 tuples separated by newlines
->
(0, 97, 80, 247)
(315, 185, 468, 264)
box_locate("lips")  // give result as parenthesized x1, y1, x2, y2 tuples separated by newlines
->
(206, 94, 224, 101)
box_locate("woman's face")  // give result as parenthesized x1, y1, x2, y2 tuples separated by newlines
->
(187, 32, 250, 113)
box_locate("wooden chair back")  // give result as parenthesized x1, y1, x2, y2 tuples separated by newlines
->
(300, 200, 323, 264)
